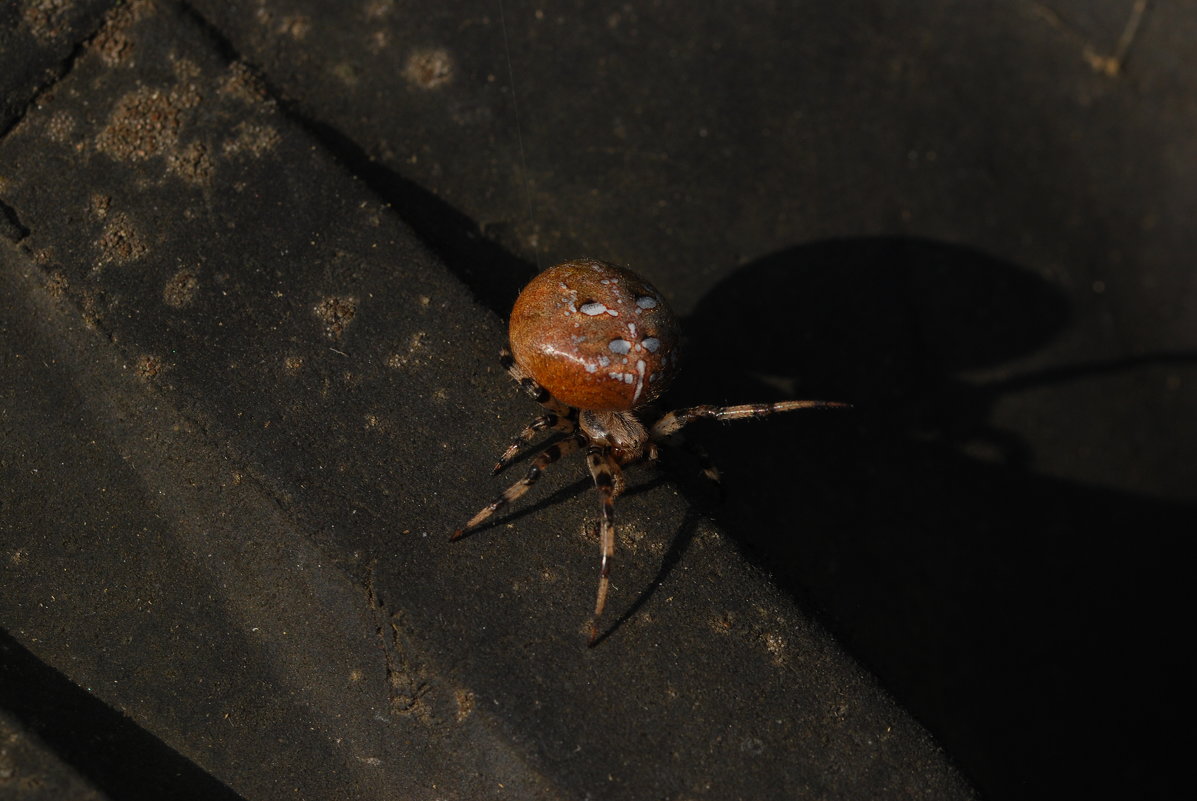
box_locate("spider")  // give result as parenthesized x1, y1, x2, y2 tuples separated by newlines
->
(453, 258, 847, 644)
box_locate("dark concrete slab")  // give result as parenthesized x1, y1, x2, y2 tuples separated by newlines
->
(0, 244, 557, 800)
(174, 1, 1197, 798)
(0, 2, 974, 800)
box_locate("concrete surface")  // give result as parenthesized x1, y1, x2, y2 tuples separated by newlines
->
(2, 1, 1194, 799)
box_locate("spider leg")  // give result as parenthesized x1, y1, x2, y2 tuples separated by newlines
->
(492, 410, 579, 474)
(500, 346, 574, 416)
(452, 432, 586, 540)
(650, 399, 849, 439)
(585, 447, 624, 645)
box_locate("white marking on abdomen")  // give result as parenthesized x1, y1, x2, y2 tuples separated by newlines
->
(632, 358, 647, 402)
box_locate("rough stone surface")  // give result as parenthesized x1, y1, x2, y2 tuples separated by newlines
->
(184, 3, 1197, 797)
(0, 2, 976, 800)
(2, 1, 1194, 799)
(0, 0, 114, 134)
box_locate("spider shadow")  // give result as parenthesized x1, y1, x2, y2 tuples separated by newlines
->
(671, 236, 1197, 801)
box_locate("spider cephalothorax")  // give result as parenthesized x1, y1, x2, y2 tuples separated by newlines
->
(453, 258, 845, 644)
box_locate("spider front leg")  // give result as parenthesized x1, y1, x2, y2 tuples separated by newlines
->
(500, 346, 573, 416)
(492, 411, 578, 474)
(490, 346, 579, 473)
(651, 399, 849, 438)
(585, 447, 624, 646)
(453, 432, 586, 541)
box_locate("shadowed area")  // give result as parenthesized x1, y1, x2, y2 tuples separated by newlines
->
(0, 630, 247, 801)
(676, 239, 1194, 799)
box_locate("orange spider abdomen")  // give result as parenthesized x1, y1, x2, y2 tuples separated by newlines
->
(509, 259, 680, 411)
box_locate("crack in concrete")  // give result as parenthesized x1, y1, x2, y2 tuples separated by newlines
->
(1027, 0, 1151, 77)
(365, 565, 437, 725)
(0, 5, 117, 143)
(1109, 0, 1149, 75)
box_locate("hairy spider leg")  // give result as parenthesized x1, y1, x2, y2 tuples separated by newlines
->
(491, 346, 579, 473)
(651, 399, 849, 439)
(500, 346, 574, 416)
(492, 411, 579, 474)
(452, 432, 587, 541)
(585, 447, 624, 646)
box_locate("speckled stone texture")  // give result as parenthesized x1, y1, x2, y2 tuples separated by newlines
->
(0, 0, 114, 134)
(2, 1, 1194, 800)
